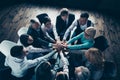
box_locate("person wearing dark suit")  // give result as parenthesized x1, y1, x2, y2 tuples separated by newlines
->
(20, 34, 52, 48)
(56, 8, 75, 41)
(27, 19, 56, 45)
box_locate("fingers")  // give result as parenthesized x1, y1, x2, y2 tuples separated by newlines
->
(52, 40, 68, 51)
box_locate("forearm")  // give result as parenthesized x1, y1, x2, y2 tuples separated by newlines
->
(27, 50, 57, 68)
(53, 25, 60, 40)
(46, 33, 56, 43)
(27, 46, 52, 53)
(67, 36, 79, 44)
(63, 23, 75, 40)
(63, 28, 71, 41)
(59, 52, 69, 74)
(67, 32, 83, 44)
(42, 50, 57, 60)
(67, 42, 93, 50)
(37, 38, 50, 48)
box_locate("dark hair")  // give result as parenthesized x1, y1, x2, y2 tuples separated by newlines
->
(30, 19, 37, 24)
(40, 61, 51, 72)
(60, 8, 69, 16)
(20, 34, 29, 47)
(42, 16, 51, 24)
(36, 61, 52, 80)
(56, 72, 69, 80)
(80, 12, 89, 18)
(10, 46, 23, 58)
(36, 13, 48, 24)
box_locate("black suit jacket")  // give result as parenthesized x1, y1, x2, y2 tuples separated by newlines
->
(56, 13, 75, 40)
(27, 26, 50, 48)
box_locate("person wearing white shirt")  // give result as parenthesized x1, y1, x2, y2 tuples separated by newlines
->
(41, 16, 60, 43)
(56, 51, 69, 80)
(63, 12, 94, 42)
(4, 45, 57, 79)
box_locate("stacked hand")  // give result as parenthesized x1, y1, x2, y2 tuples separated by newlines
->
(52, 40, 68, 52)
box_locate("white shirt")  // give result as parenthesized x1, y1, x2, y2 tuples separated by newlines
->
(63, 20, 94, 40)
(80, 23, 87, 30)
(4, 50, 56, 77)
(41, 24, 60, 41)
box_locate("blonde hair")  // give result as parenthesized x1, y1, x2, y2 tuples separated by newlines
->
(85, 48, 104, 69)
(85, 27, 96, 38)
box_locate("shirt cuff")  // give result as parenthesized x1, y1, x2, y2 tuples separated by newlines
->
(49, 43, 53, 47)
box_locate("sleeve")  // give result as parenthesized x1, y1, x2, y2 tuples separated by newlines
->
(67, 41, 94, 50)
(55, 16, 60, 36)
(4, 57, 8, 66)
(67, 32, 83, 44)
(26, 50, 57, 69)
(27, 46, 52, 53)
(37, 38, 52, 48)
(53, 25, 60, 40)
(45, 32, 56, 43)
(59, 51, 69, 77)
(63, 20, 77, 40)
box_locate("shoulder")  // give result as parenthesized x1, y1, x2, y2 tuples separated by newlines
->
(69, 13, 75, 19)
(69, 13, 75, 17)
(81, 32, 84, 35)
(27, 26, 32, 31)
(56, 15, 61, 19)
(87, 20, 92, 24)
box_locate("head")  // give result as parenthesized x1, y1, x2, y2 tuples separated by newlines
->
(85, 48, 104, 68)
(84, 27, 96, 39)
(43, 16, 52, 29)
(79, 12, 89, 25)
(56, 71, 69, 80)
(30, 19, 40, 30)
(36, 13, 48, 24)
(10, 46, 27, 59)
(60, 8, 69, 21)
(20, 34, 34, 47)
(36, 61, 52, 80)
(75, 66, 90, 80)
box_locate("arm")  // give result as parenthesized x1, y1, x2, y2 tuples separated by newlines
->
(67, 32, 83, 44)
(4, 57, 8, 66)
(63, 21, 77, 41)
(59, 51, 69, 76)
(27, 46, 52, 53)
(37, 38, 53, 48)
(56, 16, 61, 36)
(26, 50, 57, 69)
(45, 32, 56, 43)
(67, 41, 94, 50)
(53, 25, 60, 41)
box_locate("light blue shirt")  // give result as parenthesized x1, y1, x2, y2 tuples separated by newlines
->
(67, 32, 94, 49)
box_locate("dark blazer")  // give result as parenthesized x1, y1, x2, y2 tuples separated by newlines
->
(56, 13, 75, 40)
(27, 26, 45, 39)
(27, 26, 50, 48)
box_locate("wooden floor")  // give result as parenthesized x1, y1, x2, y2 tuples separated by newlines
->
(0, 3, 120, 80)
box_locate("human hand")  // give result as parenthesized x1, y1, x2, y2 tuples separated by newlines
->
(62, 41, 67, 48)
(52, 43, 63, 51)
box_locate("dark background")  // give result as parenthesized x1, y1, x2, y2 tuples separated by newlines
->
(0, 0, 120, 19)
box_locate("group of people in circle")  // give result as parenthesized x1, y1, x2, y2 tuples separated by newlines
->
(4, 8, 115, 80)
